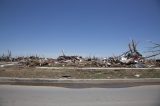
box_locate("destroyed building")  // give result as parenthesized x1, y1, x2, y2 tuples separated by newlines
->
(119, 40, 143, 64)
(1, 40, 160, 68)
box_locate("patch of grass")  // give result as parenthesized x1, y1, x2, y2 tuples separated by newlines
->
(0, 67, 160, 79)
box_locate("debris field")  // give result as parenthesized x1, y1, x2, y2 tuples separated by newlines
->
(0, 40, 160, 68)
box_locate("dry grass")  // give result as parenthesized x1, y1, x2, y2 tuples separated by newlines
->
(0, 66, 160, 79)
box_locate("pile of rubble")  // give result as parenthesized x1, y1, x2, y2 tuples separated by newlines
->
(0, 41, 160, 68)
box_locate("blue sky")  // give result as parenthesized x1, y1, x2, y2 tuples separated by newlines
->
(0, 0, 160, 57)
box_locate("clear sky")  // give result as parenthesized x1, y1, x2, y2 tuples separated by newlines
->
(0, 0, 160, 58)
